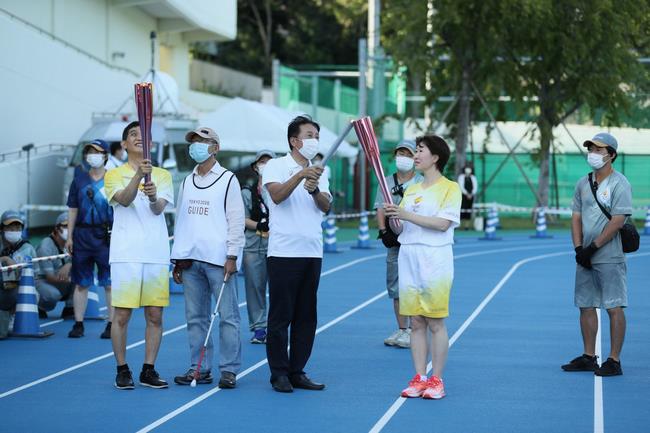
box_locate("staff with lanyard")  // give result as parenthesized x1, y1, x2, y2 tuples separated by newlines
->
(374, 140, 422, 349)
(242, 149, 276, 344)
(66, 139, 114, 339)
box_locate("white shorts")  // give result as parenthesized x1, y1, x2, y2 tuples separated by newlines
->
(398, 244, 454, 318)
(110, 263, 169, 308)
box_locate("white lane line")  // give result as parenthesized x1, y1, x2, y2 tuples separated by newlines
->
(594, 309, 604, 433)
(136, 291, 389, 433)
(590, 251, 650, 433)
(369, 251, 571, 433)
(0, 322, 187, 399)
(136, 247, 564, 432)
(40, 306, 109, 328)
(37, 244, 566, 329)
(0, 255, 385, 399)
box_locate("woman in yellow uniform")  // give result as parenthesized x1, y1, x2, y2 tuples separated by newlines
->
(384, 135, 461, 400)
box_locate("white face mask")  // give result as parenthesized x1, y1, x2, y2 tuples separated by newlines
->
(464, 168, 472, 175)
(86, 154, 105, 168)
(298, 138, 319, 160)
(4, 230, 22, 244)
(587, 152, 608, 170)
(256, 163, 266, 177)
(395, 156, 414, 172)
(59, 228, 68, 241)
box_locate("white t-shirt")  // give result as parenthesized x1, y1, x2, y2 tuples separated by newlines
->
(263, 153, 331, 258)
(398, 177, 462, 247)
(104, 164, 174, 264)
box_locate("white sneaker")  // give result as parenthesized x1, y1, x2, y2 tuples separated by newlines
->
(384, 329, 401, 346)
(395, 329, 411, 348)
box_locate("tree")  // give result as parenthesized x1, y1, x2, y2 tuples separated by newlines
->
(200, 0, 368, 85)
(383, 0, 506, 176)
(499, 0, 650, 206)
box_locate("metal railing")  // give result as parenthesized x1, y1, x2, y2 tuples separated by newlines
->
(0, 144, 76, 163)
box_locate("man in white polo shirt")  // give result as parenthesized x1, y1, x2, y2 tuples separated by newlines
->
(171, 127, 245, 389)
(263, 115, 331, 393)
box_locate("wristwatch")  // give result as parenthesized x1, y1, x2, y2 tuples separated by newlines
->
(309, 187, 320, 195)
(226, 255, 237, 261)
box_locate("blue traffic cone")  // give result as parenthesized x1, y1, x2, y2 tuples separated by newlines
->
(169, 264, 184, 294)
(479, 207, 501, 241)
(531, 207, 553, 239)
(84, 284, 107, 320)
(11, 257, 53, 338)
(352, 211, 372, 249)
(643, 206, 650, 236)
(323, 216, 341, 253)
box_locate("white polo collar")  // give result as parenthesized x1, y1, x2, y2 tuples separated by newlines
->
(283, 152, 311, 169)
(192, 160, 224, 177)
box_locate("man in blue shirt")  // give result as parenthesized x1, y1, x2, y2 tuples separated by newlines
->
(66, 139, 114, 339)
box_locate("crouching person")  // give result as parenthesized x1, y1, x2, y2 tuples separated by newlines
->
(35, 213, 74, 319)
(171, 127, 245, 388)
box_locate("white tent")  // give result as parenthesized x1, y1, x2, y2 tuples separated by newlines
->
(199, 98, 358, 159)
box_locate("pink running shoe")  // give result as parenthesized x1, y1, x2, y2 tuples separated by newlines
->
(422, 375, 445, 400)
(400, 374, 428, 398)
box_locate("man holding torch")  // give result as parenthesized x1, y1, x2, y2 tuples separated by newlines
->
(104, 121, 174, 390)
(263, 115, 331, 393)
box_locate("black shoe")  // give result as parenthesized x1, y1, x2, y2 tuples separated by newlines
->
(218, 371, 237, 389)
(271, 376, 293, 393)
(139, 369, 169, 389)
(595, 358, 623, 377)
(68, 322, 84, 338)
(561, 354, 598, 372)
(100, 322, 112, 339)
(115, 369, 135, 390)
(60, 306, 75, 320)
(289, 374, 325, 390)
(174, 369, 213, 385)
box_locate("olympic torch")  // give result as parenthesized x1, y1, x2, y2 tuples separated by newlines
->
(352, 116, 402, 233)
(134, 82, 153, 183)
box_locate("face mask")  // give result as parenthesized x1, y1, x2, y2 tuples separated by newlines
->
(464, 168, 472, 175)
(298, 138, 319, 160)
(587, 152, 608, 170)
(86, 154, 105, 168)
(189, 142, 212, 163)
(256, 163, 266, 177)
(395, 156, 414, 172)
(59, 228, 68, 241)
(4, 230, 22, 244)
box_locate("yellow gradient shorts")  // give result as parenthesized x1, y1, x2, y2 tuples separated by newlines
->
(111, 263, 169, 308)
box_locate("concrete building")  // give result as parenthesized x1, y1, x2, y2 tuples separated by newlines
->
(0, 0, 241, 225)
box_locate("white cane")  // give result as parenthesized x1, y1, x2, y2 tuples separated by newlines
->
(191, 273, 230, 387)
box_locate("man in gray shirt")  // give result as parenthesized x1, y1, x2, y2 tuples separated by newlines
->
(562, 132, 633, 377)
(374, 140, 423, 349)
(36, 213, 74, 318)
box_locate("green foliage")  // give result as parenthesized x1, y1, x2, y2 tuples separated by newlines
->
(499, 0, 650, 126)
(201, 0, 368, 84)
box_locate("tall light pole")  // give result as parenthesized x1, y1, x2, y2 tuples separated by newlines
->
(358, 38, 368, 212)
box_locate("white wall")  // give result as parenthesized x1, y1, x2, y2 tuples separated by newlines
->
(0, 0, 156, 74)
(0, 11, 140, 152)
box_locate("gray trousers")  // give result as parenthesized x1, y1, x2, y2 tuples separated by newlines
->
(243, 250, 268, 331)
(35, 280, 74, 311)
